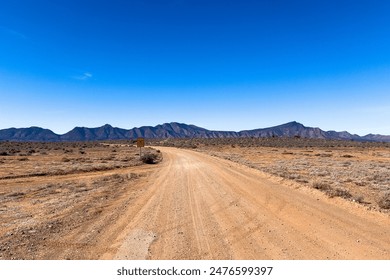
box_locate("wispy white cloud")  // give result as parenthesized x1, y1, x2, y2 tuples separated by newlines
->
(73, 72, 93, 81)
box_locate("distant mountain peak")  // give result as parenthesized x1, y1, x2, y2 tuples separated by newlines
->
(282, 121, 304, 127)
(0, 122, 389, 142)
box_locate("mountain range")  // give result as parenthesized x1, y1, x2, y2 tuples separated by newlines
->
(0, 121, 389, 142)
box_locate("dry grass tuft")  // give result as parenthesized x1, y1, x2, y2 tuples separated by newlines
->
(327, 187, 352, 199)
(312, 182, 331, 191)
(378, 191, 390, 209)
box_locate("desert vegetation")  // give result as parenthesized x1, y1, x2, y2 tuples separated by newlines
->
(0, 141, 161, 179)
(0, 141, 161, 259)
(152, 137, 390, 212)
(140, 152, 160, 164)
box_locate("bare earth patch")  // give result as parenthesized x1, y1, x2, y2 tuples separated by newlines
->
(0, 141, 161, 259)
(154, 138, 390, 213)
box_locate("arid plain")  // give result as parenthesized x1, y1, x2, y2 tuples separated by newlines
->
(158, 138, 390, 212)
(0, 138, 389, 259)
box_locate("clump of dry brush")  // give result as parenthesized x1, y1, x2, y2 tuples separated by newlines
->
(378, 191, 390, 209)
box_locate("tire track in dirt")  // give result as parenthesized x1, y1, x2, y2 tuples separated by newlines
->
(105, 147, 390, 259)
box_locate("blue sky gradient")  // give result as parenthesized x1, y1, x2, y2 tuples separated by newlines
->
(1, 0, 390, 135)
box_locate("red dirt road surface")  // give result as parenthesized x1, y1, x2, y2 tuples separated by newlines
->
(103, 147, 390, 259)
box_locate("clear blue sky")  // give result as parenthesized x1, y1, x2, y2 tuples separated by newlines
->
(1, 0, 390, 135)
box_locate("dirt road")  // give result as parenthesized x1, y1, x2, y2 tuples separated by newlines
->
(102, 147, 390, 260)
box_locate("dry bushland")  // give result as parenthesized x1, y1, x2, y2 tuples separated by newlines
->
(0, 141, 161, 179)
(0, 141, 161, 259)
(153, 138, 390, 212)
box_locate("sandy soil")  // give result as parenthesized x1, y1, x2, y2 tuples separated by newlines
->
(104, 147, 390, 259)
(0, 142, 160, 259)
(194, 145, 390, 211)
(1, 145, 389, 259)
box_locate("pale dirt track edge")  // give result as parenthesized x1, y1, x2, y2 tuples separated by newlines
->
(101, 147, 390, 260)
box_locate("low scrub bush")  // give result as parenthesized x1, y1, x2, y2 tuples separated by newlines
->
(378, 191, 390, 209)
(353, 196, 364, 204)
(141, 153, 158, 164)
(62, 157, 71, 162)
(312, 182, 352, 199)
(312, 182, 331, 191)
(327, 187, 352, 199)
